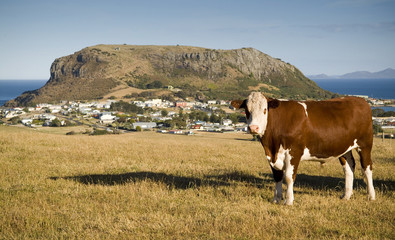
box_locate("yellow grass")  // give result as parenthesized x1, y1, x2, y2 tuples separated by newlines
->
(0, 126, 394, 239)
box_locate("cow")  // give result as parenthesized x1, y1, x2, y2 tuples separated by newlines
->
(231, 92, 376, 205)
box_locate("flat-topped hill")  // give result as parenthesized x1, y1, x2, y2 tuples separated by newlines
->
(6, 45, 331, 106)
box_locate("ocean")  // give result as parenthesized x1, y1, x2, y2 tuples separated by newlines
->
(0, 80, 47, 106)
(313, 78, 395, 112)
(313, 78, 395, 100)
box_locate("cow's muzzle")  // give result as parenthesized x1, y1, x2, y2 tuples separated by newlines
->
(248, 125, 259, 134)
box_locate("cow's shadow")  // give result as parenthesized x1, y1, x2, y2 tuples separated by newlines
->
(51, 171, 394, 192)
(50, 171, 269, 190)
(260, 173, 394, 193)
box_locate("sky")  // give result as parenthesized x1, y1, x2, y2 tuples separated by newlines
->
(0, 0, 394, 79)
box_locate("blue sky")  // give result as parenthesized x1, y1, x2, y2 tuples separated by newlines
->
(0, 0, 394, 79)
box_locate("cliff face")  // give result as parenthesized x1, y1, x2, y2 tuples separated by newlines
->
(6, 45, 331, 106)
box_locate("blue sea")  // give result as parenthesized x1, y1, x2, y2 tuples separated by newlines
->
(313, 78, 395, 100)
(313, 78, 395, 112)
(0, 80, 47, 106)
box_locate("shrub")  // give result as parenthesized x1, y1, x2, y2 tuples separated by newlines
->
(50, 118, 62, 127)
(135, 126, 142, 132)
(373, 123, 383, 134)
(9, 116, 21, 125)
(91, 129, 108, 135)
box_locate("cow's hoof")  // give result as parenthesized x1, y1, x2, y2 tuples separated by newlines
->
(284, 200, 293, 206)
(340, 193, 352, 200)
(272, 199, 281, 204)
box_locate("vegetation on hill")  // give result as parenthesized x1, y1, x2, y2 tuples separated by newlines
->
(5, 45, 332, 107)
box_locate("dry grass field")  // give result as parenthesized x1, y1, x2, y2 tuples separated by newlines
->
(0, 125, 394, 239)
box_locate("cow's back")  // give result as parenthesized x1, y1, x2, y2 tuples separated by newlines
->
(266, 97, 373, 158)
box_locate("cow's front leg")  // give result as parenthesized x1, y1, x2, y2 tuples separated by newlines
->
(271, 167, 283, 204)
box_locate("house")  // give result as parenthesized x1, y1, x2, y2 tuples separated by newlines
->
(169, 129, 183, 134)
(49, 105, 62, 113)
(207, 100, 217, 105)
(222, 119, 232, 126)
(217, 100, 228, 105)
(79, 107, 92, 114)
(191, 124, 204, 130)
(143, 99, 162, 107)
(133, 101, 145, 108)
(21, 118, 33, 125)
(99, 112, 115, 124)
(39, 114, 57, 121)
(168, 111, 177, 117)
(5, 110, 18, 119)
(132, 122, 157, 130)
(175, 101, 187, 107)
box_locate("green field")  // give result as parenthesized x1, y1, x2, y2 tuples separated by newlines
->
(0, 125, 394, 239)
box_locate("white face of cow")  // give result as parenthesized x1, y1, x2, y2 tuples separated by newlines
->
(246, 92, 268, 136)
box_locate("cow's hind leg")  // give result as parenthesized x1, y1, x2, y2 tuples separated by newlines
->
(358, 147, 376, 200)
(284, 155, 301, 206)
(339, 151, 355, 200)
(271, 167, 283, 204)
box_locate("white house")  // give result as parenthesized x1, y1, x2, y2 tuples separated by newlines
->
(132, 122, 157, 130)
(49, 105, 62, 113)
(99, 112, 115, 124)
(144, 99, 162, 107)
(21, 118, 33, 125)
(39, 114, 57, 121)
(222, 119, 232, 126)
(5, 111, 18, 119)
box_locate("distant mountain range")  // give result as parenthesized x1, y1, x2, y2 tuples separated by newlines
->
(308, 68, 395, 79)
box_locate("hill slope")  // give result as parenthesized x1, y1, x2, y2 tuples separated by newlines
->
(6, 45, 331, 106)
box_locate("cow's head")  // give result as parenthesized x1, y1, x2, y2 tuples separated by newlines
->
(231, 92, 279, 136)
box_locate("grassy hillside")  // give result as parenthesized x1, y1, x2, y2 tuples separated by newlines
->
(0, 126, 393, 239)
(6, 45, 332, 107)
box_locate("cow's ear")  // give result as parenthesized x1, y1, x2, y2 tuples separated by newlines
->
(268, 98, 279, 109)
(231, 99, 247, 109)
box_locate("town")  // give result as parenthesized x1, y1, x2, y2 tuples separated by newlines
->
(1, 96, 394, 137)
(0, 98, 246, 135)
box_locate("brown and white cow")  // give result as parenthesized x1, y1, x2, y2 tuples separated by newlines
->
(231, 92, 376, 205)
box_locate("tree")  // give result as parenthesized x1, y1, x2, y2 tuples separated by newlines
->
(210, 114, 221, 123)
(373, 123, 383, 134)
(116, 115, 127, 123)
(381, 111, 395, 117)
(372, 108, 385, 117)
(110, 101, 144, 114)
(228, 113, 242, 124)
(161, 109, 168, 117)
(9, 116, 20, 125)
(175, 91, 187, 100)
(178, 109, 184, 119)
(50, 118, 62, 127)
(147, 80, 163, 89)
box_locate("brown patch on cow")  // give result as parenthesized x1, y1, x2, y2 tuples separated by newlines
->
(339, 156, 347, 166)
(231, 100, 246, 110)
(268, 98, 279, 109)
